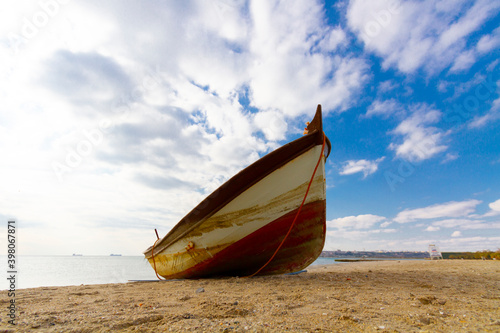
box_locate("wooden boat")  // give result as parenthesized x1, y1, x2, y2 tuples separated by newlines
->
(143, 105, 331, 279)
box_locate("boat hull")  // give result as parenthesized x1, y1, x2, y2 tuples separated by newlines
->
(147, 144, 326, 278)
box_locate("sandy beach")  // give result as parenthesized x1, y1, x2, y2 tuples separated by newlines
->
(1, 260, 499, 332)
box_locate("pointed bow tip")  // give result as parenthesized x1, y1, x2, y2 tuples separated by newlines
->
(307, 104, 323, 135)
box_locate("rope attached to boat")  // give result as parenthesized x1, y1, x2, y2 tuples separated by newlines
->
(151, 229, 165, 280)
(246, 132, 327, 278)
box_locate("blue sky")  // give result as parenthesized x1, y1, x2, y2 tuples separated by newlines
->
(1, 0, 499, 255)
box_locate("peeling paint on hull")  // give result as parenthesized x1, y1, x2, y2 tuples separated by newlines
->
(149, 199, 326, 279)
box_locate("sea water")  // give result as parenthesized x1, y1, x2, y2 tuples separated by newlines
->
(1, 256, 344, 290)
(2, 256, 158, 290)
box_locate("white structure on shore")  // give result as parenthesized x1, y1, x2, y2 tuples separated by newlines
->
(428, 244, 443, 259)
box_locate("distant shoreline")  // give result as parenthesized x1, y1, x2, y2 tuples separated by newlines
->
(320, 250, 428, 259)
(334, 258, 396, 262)
(321, 250, 500, 260)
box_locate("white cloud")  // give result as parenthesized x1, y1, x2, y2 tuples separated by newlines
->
(253, 110, 287, 141)
(326, 229, 369, 241)
(468, 96, 500, 129)
(451, 231, 462, 237)
(432, 218, 500, 230)
(449, 26, 500, 73)
(449, 49, 476, 73)
(433, 219, 476, 228)
(393, 199, 482, 223)
(463, 222, 500, 230)
(325, 227, 397, 243)
(441, 153, 459, 164)
(378, 80, 398, 93)
(365, 98, 404, 118)
(347, 0, 500, 75)
(490, 199, 500, 212)
(437, 81, 449, 93)
(328, 214, 387, 229)
(325, 233, 500, 252)
(476, 27, 500, 53)
(425, 226, 440, 232)
(339, 157, 385, 178)
(380, 221, 392, 228)
(439, 236, 500, 251)
(317, 26, 348, 51)
(248, 0, 369, 116)
(481, 198, 500, 217)
(388, 104, 448, 162)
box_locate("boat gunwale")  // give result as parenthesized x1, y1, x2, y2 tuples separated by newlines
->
(144, 105, 328, 257)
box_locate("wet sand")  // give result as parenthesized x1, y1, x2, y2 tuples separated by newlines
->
(1, 260, 499, 332)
